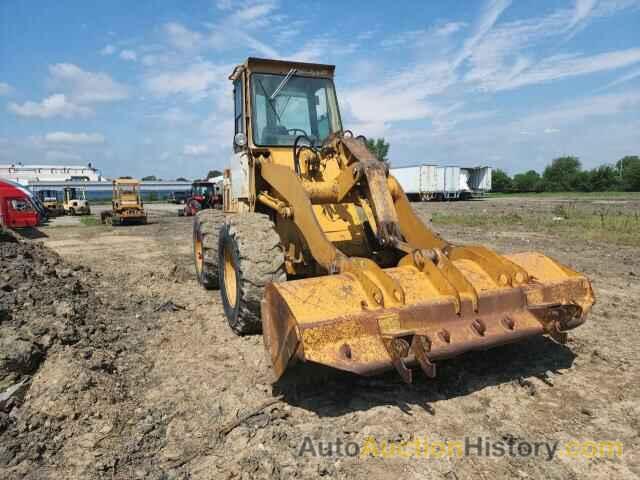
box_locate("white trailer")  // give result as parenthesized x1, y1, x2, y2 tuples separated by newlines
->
(391, 164, 491, 201)
(420, 165, 439, 199)
(390, 165, 441, 201)
(390, 165, 421, 197)
(439, 166, 461, 200)
(468, 166, 492, 194)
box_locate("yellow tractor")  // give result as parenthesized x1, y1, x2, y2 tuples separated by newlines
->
(193, 58, 594, 383)
(36, 189, 64, 217)
(101, 178, 147, 225)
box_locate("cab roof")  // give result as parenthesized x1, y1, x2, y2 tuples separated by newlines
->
(229, 57, 335, 81)
(114, 178, 140, 185)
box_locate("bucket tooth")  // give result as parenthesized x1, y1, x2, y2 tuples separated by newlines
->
(381, 335, 413, 384)
(412, 335, 437, 378)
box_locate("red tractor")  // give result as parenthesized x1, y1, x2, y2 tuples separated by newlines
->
(179, 179, 222, 217)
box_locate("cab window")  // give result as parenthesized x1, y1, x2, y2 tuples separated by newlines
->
(234, 77, 244, 135)
(10, 199, 34, 212)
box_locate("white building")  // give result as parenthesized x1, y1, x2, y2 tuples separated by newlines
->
(0, 163, 103, 184)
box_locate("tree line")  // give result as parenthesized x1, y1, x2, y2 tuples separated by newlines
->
(492, 156, 640, 193)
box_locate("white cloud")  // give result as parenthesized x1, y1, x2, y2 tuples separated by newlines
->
(144, 61, 229, 100)
(435, 21, 468, 36)
(48, 63, 129, 103)
(8, 94, 92, 118)
(598, 66, 640, 90)
(164, 22, 203, 50)
(381, 22, 467, 50)
(227, 1, 277, 25)
(569, 0, 598, 29)
(100, 44, 116, 55)
(168, 1, 281, 57)
(119, 49, 137, 61)
(141, 53, 171, 67)
(183, 144, 209, 156)
(491, 47, 640, 91)
(0, 82, 12, 96)
(45, 132, 105, 145)
(239, 31, 280, 58)
(148, 107, 195, 125)
(342, 61, 456, 128)
(518, 90, 640, 127)
(424, 89, 640, 172)
(380, 30, 428, 49)
(463, 1, 640, 91)
(454, 0, 512, 68)
(274, 20, 305, 44)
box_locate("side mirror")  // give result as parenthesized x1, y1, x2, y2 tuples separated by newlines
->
(234, 132, 247, 148)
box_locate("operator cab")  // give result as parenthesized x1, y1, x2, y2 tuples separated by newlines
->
(230, 58, 343, 151)
(114, 180, 142, 206)
(64, 187, 86, 201)
(192, 182, 214, 198)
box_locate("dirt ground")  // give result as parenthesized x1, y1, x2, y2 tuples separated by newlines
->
(1, 197, 638, 479)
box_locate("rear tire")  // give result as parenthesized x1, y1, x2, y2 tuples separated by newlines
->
(219, 213, 286, 335)
(193, 209, 225, 289)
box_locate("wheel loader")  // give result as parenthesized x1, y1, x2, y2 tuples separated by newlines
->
(101, 178, 147, 225)
(193, 57, 594, 383)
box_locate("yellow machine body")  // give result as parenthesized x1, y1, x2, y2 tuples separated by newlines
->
(219, 58, 594, 382)
(102, 178, 147, 225)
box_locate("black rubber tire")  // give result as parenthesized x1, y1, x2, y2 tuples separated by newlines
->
(218, 213, 286, 335)
(193, 209, 225, 289)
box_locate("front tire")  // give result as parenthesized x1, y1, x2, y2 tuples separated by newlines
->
(218, 213, 286, 335)
(193, 209, 225, 289)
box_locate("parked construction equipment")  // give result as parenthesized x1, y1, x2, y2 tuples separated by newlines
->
(179, 179, 222, 216)
(35, 189, 64, 216)
(101, 178, 147, 225)
(192, 57, 594, 383)
(63, 186, 91, 215)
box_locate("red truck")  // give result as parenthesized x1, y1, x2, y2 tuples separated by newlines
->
(0, 180, 40, 228)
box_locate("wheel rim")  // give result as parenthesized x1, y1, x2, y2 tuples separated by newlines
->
(223, 244, 237, 307)
(194, 232, 204, 275)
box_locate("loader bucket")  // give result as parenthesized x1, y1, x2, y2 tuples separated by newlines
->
(262, 250, 594, 383)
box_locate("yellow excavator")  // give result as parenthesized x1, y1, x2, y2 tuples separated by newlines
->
(193, 58, 594, 383)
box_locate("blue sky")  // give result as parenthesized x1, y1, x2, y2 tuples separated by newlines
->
(1, 0, 639, 179)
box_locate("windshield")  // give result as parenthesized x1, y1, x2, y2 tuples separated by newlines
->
(193, 184, 213, 196)
(39, 190, 58, 201)
(119, 185, 139, 194)
(67, 189, 86, 200)
(251, 73, 342, 146)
